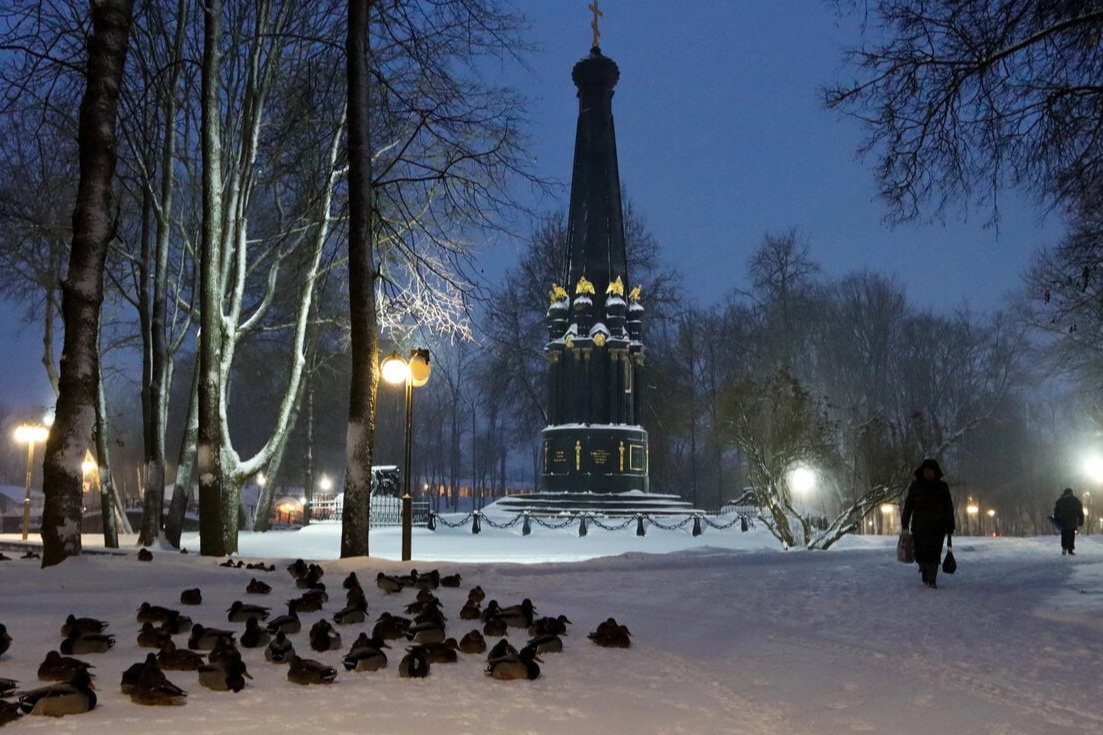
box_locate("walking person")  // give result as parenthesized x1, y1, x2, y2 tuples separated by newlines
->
(1053, 488, 1084, 556)
(901, 458, 955, 588)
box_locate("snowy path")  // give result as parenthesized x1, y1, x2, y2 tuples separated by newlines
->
(1, 532, 1101, 734)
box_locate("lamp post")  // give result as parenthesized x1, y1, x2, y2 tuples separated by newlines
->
(13, 423, 49, 540)
(966, 502, 979, 537)
(986, 508, 997, 536)
(879, 502, 894, 535)
(381, 348, 431, 562)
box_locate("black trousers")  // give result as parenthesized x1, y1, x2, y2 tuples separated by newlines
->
(1061, 528, 1076, 551)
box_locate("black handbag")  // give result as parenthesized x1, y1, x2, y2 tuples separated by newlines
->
(942, 534, 957, 574)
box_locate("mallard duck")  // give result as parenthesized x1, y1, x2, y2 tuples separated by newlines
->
(486, 639, 517, 663)
(120, 653, 162, 694)
(240, 617, 270, 649)
(286, 559, 308, 580)
(332, 597, 368, 625)
(0, 624, 10, 656)
(372, 612, 410, 640)
(287, 655, 337, 685)
(245, 562, 274, 571)
(137, 622, 172, 649)
(0, 677, 18, 696)
(187, 624, 235, 651)
(20, 550, 39, 560)
(160, 612, 193, 635)
(198, 658, 250, 692)
(245, 578, 271, 595)
(405, 621, 445, 645)
(18, 669, 96, 717)
(480, 600, 501, 623)
(396, 569, 419, 587)
(487, 644, 541, 681)
(264, 631, 295, 664)
(295, 568, 324, 590)
(60, 615, 108, 637)
(129, 666, 187, 706)
(226, 601, 270, 623)
(397, 648, 430, 678)
(417, 638, 460, 664)
(309, 620, 342, 653)
(467, 585, 486, 604)
(588, 618, 631, 648)
(498, 599, 536, 628)
(412, 569, 440, 590)
(179, 588, 202, 606)
(375, 572, 403, 594)
(342, 572, 360, 589)
(440, 573, 462, 588)
(60, 630, 114, 655)
(137, 548, 153, 561)
(206, 637, 243, 668)
(458, 630, 486, 655)
(266, 600, 301, 635)
(291, 591, 326, 613)
(136, 602, 179, 624)
(156, 641, 205, 671)
(483, 617, 507, 637)
(529, 615, 572, 637)
(528, 634, 563, 654)
(342, 634, 389, 672)
(0, 700, 20, 726)
(36, 651, 94, 682)
(459, 600, 482, 620)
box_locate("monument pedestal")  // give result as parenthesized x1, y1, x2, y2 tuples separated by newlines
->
(541, 424, 648, 494)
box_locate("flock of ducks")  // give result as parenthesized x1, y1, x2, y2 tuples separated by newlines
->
(0, 549, 632, 723)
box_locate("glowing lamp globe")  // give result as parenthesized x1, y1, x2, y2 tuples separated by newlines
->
(381, 353, 410, 385)
(789, 467, 816, 495)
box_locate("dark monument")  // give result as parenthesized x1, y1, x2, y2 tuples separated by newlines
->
(497, 7, 696, 516)
(540, 41, 649, 496)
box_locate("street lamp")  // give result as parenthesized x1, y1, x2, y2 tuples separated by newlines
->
(986, 508, 996, 536)
(788, 467, 816, 495)
(13, 423, 49, 540)
(880, 502, 894, 535)
(381, 348, 431, 562)
(966, 502, 979, 537)
(319, 474, 333, 493)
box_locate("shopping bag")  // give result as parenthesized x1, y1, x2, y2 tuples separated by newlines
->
(942, 534, 957, 574)
(896, 529, 915, 564)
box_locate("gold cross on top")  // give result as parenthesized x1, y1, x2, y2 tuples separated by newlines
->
(589, 1, 603, 49)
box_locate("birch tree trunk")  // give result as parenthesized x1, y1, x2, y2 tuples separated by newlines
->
(165, 356, 199, 547)
(95, 324, 120, 547)
(341, 0, 378, 558)
(41, 0, 135, 568)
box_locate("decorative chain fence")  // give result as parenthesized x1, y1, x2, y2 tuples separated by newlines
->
(426, 509, 755, 537)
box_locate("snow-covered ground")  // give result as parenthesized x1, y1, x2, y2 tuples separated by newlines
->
(2, 525, 1102, 734)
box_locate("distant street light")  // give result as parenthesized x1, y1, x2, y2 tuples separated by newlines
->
(966, 502, 979, 536)
(319, 474, 333, 493)
(13, 423, 49, 540)
(788, 467, 816, 495)
(880, 502, 894, 535)
(986, 507, 997, 536)
(256, 473, 267, 488)
(381, 348, 431, 562)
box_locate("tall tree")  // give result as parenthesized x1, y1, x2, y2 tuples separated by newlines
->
(341, 0, 378, 558)
(41, 0, 135, 567)
(826, 1, 1103, 220)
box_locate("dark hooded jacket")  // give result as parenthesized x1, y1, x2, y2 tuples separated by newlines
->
(901, 459, 955, 535)
(1054, 490, 1084, 531)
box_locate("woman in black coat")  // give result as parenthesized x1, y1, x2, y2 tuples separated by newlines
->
(901, 458, 955, 588)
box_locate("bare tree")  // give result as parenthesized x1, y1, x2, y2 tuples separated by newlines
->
(40, 0, 135, 567)
(826, 1, 1103, 220)
(341, 0, 378, 558)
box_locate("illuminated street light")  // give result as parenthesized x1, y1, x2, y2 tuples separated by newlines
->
(1085, 456, 1103, 484)
(256, 473, 267, 488)
(13, 423, 49, 540)
(381, 348, 432, 561)
(789, 467, 816, 495)
(319, 474, 333, 493)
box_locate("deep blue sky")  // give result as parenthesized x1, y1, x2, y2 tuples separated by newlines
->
(0, 1, 1063, 409)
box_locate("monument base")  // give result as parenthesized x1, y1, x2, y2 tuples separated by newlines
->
(540, 424, 648, 494)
